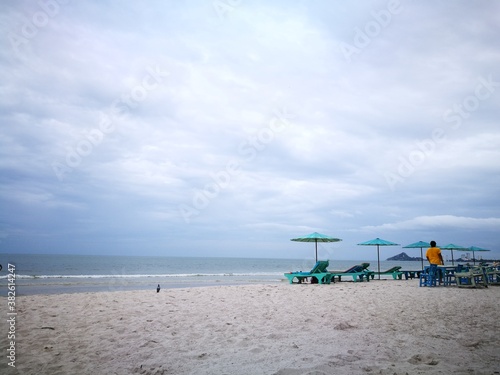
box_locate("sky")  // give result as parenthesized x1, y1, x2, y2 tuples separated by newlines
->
(1, 0, 499, 261)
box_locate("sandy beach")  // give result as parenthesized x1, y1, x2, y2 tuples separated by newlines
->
(2, 280, 500, 375)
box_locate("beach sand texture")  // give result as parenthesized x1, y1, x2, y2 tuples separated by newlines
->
(2, 281, 499, 375)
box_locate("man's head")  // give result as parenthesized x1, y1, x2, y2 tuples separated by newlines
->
(430, 240, 436, 247)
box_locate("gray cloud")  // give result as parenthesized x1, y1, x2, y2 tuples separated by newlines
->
(1, 0, 499, 260)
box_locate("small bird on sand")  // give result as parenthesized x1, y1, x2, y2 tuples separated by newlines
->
(156, 284, 160, 293)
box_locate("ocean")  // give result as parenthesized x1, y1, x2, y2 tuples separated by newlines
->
(0, 253, 425, 295)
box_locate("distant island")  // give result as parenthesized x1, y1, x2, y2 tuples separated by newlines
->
(386, 252, 423, 261)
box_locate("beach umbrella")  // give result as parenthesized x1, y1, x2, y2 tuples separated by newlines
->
(455, 246, 491, 265)
(403, 241, 430, 271)
(440, 243, 466, 266)
(357, 238, 400, 280)
(291, 232, 342, 262)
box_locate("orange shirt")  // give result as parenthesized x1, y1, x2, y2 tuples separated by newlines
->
(426, 247, 443, 265)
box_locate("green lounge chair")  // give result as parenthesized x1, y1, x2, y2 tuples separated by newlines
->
(329, 263, 372, 282)
(369, 266, 403, 280)
(284, 260, 332, 284)
(360, 262, 375, 279)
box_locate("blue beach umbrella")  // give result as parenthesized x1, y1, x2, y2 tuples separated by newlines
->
(291, 232, 342, 263)
(358, 238, 400, 279)
(440, 243, 467, 266)
(403, 241, 430, 271)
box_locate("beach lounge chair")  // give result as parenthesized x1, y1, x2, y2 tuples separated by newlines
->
(284, 260, 333, 284)
(329, 263, 372, 282)
(369, 266, 403, 280)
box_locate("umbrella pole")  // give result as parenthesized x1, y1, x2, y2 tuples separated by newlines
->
(377, 245, 380, 280)
(473, 250, 475, 265)
(315, 240, 318, 263)
(420, 248, 424, 271)
(451, 250, 454, 266)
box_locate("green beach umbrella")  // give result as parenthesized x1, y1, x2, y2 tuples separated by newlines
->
(440, 243, 466, 266)
(403, 241, 430, 271)
(357, 238, 400, 279)
(455, 246, 491, 265)
(291, 232, 342, 262)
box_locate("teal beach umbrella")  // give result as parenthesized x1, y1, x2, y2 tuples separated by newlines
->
(403, 241, 430, 271)
(291, 232, 342, 262)
(440, 243, 466, 266)
(456, 246, 491, 265)
(358, 238, 400, 279)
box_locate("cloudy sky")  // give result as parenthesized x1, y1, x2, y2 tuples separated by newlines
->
(1, 1, 499, 261)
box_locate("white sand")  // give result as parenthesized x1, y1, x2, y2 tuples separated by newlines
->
(2, 280, 500, 375)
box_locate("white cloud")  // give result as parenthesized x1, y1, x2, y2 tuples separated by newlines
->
(363, 215, 500, 231)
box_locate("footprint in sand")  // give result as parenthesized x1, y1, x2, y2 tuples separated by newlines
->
(249, 345, 266, 354)
(408, 354, 439, 365)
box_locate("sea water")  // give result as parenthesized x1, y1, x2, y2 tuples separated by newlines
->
(0, 253, 424, 295)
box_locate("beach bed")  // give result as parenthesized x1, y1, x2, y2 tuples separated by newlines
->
(329, 263, 372, 282)
(369, 266, 404, 280)
(284, 260, 333, 284)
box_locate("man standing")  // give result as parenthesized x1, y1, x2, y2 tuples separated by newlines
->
(426, 241, 444, 265)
